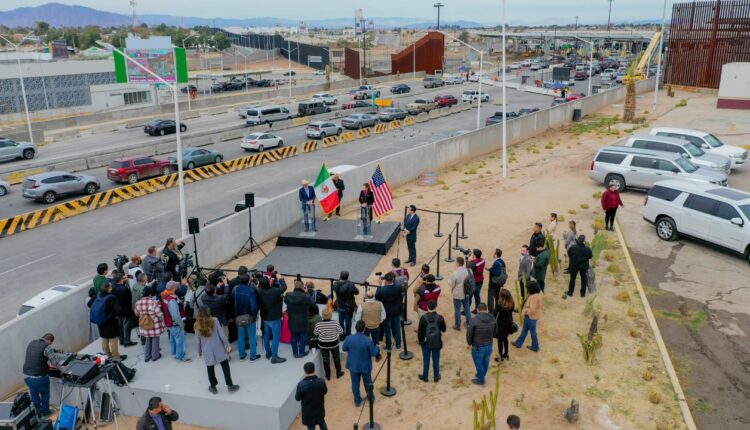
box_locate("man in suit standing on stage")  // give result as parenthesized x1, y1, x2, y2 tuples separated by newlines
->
(403, 205, 420, 267)
(299, 179, 317, 232)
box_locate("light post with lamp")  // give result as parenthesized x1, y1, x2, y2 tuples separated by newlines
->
(440, 31, 484, 130)
(571, 35, 594, 97)
(0, 32, 35, 144)
(97, 41, 189, 237)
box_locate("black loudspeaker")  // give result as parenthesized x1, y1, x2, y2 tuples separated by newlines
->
(99, 392, 112, 423)
(245, 193, 255, 208)
(188, 217, 200, 234)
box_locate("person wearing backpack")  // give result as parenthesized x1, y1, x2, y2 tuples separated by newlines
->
(134, 287, 165, 362)
(88, 281, 125, 360)
(417, 300, 446, 383)
(486, 249, 508, 314)
(162, 281, 191, 362)
(448, 256, 471, 331)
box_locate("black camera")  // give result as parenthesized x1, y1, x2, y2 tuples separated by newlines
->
(456, 246, 471, 256)
(113, 255, 129, 272)
(178, 254, 194, 277)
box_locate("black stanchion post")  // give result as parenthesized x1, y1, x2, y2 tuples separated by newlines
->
(434, 211, 444, 237)
(399, 315, 414, 361)
(380, 350, 397, 396)
(363, 384, 381, 430)
(403, 286, 412, 326)
(452, 222, 461, 250)
(459, 213, 468, 239)
(444, 233, 454, 263)
(435, 249, 444, 281)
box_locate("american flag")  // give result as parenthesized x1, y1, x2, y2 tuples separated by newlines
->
(370, 165, 393, 217)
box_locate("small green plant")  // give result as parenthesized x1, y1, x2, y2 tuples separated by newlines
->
(636, 346, 647, 358)
(531, 148, 540, 154)
(417, 195, 424, 199)
(616, 289, 630, 302)
(472, 368, 500, 430)
(607, 263, 621, 273)
(591, 216, 605, 233)
(590, 231, 609, 262)
(461, 179, 470, 184)
(642, 370, 654, 381)
(578, 315, 603, 365)
(436, 179, 446, 185)
(488, 155, 496, 159)
(603, 252, 616, 262)
(629, 328, 641, 338)
(580, 203, 590, 209)
(627, 307, 638, 317)
(557, 214, 565, 222)
(568, 209, 577, 215)
(442, 185, 450, 190)
(544, 144, 554, 149)
(464, 168, 478, 175)
(649, 391, 663, 404)
(592, 191, 602, 199)
(675, 99, 688, 108)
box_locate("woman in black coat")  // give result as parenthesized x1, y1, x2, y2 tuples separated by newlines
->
(284, 282, 315, 358)
(494, 288, 515, 362)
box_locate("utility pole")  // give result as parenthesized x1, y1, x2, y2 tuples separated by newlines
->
(434, 3, 444, 30)
(607, 0, 614, 33)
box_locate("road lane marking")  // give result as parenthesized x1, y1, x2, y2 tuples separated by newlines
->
(131, 209, 173, 226)
(0, 253, 56, 278)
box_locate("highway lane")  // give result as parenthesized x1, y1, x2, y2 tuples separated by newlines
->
(0, 82, 552, 219)
(0, 88, 553, 323)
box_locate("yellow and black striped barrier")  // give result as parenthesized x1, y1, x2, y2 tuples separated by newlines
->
(340, 131, 356, 143)
(388, 120, 401, 130)
(374, 123, 387, 134)
(0, 146, 297, 239)
(403, 117, 415, 126)
(302, 140, 318, 153)
(322, 136, 339, 147)
(357, 128, 371, 138)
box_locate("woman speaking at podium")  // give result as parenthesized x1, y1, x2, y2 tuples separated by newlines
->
(358, 183, 375, 235)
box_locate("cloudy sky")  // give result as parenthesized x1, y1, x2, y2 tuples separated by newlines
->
(2, 0, 678, 24)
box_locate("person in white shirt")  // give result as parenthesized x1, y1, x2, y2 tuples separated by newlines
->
(547, 212, 558, 235)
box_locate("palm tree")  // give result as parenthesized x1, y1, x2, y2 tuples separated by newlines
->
(622, 54, 641, 122)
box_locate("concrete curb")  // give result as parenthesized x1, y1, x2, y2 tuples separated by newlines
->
(614, 220, 698, 430)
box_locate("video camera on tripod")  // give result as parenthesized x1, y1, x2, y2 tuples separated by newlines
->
(113, 255, 129, 273)
(178, 254, 194, 278)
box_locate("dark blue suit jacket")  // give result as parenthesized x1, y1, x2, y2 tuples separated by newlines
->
(342, 332, 380, 373)
(299, 186, 316, 203)
(403, 213, 420, 241)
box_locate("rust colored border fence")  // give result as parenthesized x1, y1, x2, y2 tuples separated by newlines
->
(665, 0, 750, 89)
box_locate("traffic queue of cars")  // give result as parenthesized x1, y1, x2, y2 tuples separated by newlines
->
(6, 78, 480, 204)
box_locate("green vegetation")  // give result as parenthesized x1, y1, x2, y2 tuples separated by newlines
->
(675, 99, 688, 108)
(567, 114, 620, 136)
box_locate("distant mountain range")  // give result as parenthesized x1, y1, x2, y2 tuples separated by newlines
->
(0, 3, 484, 29)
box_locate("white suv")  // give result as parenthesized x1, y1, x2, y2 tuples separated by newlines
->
(649, 127, 748, 168)
(643, 179, 750, 260)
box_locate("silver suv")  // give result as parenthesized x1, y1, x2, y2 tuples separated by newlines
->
(22, 171, 101, 204)
(0, 138, 36, 162)
(623, 134, 731, 174)
(588, 146, 728, 192)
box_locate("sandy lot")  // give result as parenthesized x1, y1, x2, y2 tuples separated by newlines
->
(226, 88, 689, 430)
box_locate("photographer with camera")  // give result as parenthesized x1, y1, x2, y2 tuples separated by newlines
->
(162, 238, 186, 281)
(374, 272, 403, 351)
(333, 271, 359, 339)
(144, 246, 165, 283)
(112, 270, 137, 347)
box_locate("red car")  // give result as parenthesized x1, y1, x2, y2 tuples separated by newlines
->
(566, 93, 585, 102)
(434, 95, 458, 107)
(107, 156, 173, 184)
(573, 70, 588, 80)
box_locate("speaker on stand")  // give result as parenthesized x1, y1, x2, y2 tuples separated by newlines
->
(235, 192, 266, 258)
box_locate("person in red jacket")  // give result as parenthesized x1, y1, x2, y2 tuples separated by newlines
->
(601, 184, 624, 231)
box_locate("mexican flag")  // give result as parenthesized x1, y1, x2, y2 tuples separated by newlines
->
(314, 162, 340, 215)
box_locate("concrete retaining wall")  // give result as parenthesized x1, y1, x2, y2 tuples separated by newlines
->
(0, 77, 654, 399)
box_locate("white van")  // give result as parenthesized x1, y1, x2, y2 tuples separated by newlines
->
(245, 105, 292, 126)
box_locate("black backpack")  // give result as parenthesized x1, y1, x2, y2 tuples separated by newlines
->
(425, 313, 442, 350)
(463, 267, 476, 297)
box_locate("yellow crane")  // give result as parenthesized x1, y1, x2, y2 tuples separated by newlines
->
(624, 31, 661, 83)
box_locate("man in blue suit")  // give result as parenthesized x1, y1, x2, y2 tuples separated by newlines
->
(341, 320, 381, 407)
(403, 205, 420, 267)
(299, 179, 317, 232)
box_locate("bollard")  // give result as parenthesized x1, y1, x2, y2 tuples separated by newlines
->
(403, 287, 412, 326)
(452, 222, 461, 250)
(435, 249, 444, 281)
(363, 384, 381, 430)
(330, 279, 335, 298)
(459, 213, 468, 239)
(399, 316, 414, 361)
(444, 234, 455, 263)
(380, 350, 397, 396)
(434, 212, 444, 237)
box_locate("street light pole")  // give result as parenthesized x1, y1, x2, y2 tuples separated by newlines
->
(0, 32, 35, 144)
(652, 0, 667, 112)
(607, 0, 615, 33)
(440, 31, 483, 130)
(287, 38, 292, 98)
(502, 0, 507, 178)
(98, 41, 188, 238)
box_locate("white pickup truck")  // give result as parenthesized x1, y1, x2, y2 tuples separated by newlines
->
(353, 85, 381, 100)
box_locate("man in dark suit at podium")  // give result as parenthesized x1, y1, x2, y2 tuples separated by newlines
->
(403, 205, 420, 267)
(299, 179, 317, 232)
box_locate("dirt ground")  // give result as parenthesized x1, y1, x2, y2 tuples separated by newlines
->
(225, 89, 689, 430)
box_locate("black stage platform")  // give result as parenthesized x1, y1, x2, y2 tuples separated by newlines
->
(255, 218, 402, 284)
(275, 218, 401, 255)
